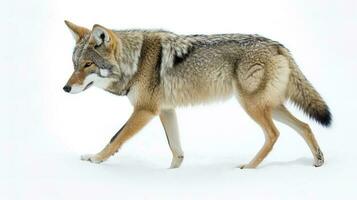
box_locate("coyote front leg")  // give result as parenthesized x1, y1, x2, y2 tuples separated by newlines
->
(81, 109, 155, 163)
(160, 109, 184, 168)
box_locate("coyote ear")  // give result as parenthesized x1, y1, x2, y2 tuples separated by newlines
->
(91, 24, 116, 49)
(64, 20, 89, 43)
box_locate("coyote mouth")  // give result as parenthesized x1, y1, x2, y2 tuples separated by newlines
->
(83, 81, 94, 91)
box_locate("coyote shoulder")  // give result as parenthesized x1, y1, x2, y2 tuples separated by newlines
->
(63, 21, 331, 169)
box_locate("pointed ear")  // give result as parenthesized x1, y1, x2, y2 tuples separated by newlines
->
(64, 20, 89, 43)
(91, 24, 117, 49)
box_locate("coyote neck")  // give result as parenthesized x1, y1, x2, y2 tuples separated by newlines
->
(114, 32, 143, 77)
(105, 32, 144, 96)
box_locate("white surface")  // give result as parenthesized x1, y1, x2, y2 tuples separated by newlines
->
(1, 0, 356, 199)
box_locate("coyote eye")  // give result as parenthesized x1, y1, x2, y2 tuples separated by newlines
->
(83, 62, 93, 68)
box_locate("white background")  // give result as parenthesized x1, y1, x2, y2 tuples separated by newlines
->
(1, 0, 356, 199)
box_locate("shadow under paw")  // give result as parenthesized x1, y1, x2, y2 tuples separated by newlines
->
(259, 157, 313, 168)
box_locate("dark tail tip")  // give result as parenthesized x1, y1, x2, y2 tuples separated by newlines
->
(311, 106, 332, 127)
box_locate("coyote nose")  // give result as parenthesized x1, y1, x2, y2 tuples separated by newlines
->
(63, 85, 71, 93)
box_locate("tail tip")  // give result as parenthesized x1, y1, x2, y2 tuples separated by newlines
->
(315, 108, 332, 127)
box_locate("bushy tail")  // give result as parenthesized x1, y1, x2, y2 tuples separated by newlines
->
(279, 47, 332, 127)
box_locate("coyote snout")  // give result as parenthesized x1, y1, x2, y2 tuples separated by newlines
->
(63, 70, 95, 94)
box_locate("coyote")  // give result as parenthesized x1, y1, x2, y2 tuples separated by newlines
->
(63, 21, 331, 169)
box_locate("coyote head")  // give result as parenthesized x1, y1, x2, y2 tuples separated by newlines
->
(63, 21, 122, 94)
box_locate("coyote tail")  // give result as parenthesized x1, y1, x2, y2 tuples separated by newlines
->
(279, 47, 332, 127)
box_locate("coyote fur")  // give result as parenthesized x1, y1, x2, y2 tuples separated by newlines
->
(63, 21, 331, 169)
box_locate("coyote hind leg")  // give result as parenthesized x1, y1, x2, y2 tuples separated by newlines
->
(240, 106, 280, 169)
(273, 105, 324, 167)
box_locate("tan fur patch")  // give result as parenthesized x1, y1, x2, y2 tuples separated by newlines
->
(67, 70, 86, 85)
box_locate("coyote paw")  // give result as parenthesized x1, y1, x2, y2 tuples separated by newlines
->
(314, 159, 324, 167)
(314, 148, 324, 167)
(169, 155, 184, 169)
(239, 164, 255, 169)
(81, 154, 104, 164)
